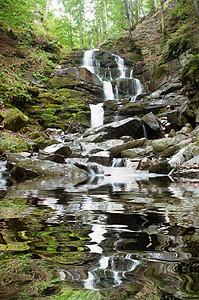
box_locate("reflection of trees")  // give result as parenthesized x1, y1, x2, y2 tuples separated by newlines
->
(176, 259, 199, 298)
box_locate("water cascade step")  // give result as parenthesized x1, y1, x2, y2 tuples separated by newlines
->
(82, 49, 143, 127)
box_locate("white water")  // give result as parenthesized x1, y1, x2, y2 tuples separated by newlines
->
(82, 49, 95, 73)
(82, 50, 144, 128)
(90, 103, 104, 128)
(130, 69, 143, 102)
(103, 81, 115, 100)
(114, 55, 126, 78)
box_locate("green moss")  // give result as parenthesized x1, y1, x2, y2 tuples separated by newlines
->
(32, 136, 57, 149)
(180, 54, 199, 91)
(153, 65, 167, 80)
(0, 137, 29, 152)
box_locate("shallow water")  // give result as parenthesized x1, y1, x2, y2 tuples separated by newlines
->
(0, 160, 199, 299)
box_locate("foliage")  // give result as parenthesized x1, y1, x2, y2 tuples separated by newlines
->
(0, 0, 46, 30)
(0, 136, 29, 152)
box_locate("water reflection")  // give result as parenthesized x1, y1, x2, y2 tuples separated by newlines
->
(0, 165, 199, 298)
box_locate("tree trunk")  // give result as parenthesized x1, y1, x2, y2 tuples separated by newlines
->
(154, 0, 158, 9)
(103, 0, 109, 40)
(123, 0, 133, 37)
(193, 0, 199, 16)
(45, 0, 50, 20)
(160, 0, 165, 35)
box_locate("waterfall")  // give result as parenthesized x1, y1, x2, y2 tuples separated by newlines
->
(114, 55, 126, 78)
(130, 68, 143, 102)
(103, 81, 115, 100)
(82, 49, 95, 73)
(142, 124, 148, 140)
(114, 84, 119, 99)
(82, 49, 144, 128)
(90, 103, 104, 128)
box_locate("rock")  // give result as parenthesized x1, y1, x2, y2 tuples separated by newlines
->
(6, 152, 88, 183)
(151, 138, 172, 154)
(80, 132, 108, 143)
(121, 146, 153, 159)
(136, 157, 153, 170)
(42, 154, 65, 164)
(178, 123, 193, 135)
(168, 129, 176, 137)
(32, 136, 56, 149)
(151, 135, 187, 154)
(84, 117, 144, 140)
(54, 145, 72, 157)
(153, 60, 182, 88)
(116, 78, 136, 97)
(169, 142, 199, 167)
(120, 136, 133, 142)
(160, 82, 183, 95)
(149, 161, 172, 174)
(159, 145, 180, 158)
(27, 86, 40, 97)
(3, 108, 29, 132)
(185, 155, 199, 166)
(10, 164, 40, 181)
(142, 112, 164, 138)
(0, 112, 4, 123)
(89, 151, 112, 166)
(49, 66, 104, 97)
(108, 138, 147, 157)
(166, 109, 188, 128)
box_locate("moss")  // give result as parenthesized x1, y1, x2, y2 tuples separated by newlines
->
(180, 54, 199, 93)
(3, 108, 29, 132)
(0, 137, 29, 153)
(153, 65, 167, 80)
(32, 136, 57, 149)
(0, 111, 4, 123)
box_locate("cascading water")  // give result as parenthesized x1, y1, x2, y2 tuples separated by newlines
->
(82, 49, 95, 73)
(114, 55, 126, 78)
(129, 69, 143, 102)
(82, 49, 143, 128)
(90, 103, 104, 128)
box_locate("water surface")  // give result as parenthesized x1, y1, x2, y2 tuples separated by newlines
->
(0, 161, 199, 299)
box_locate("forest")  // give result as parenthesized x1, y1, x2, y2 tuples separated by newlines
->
(0, 0, 199, 299)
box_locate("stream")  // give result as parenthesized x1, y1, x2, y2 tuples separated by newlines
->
(0, 50, 199, 299)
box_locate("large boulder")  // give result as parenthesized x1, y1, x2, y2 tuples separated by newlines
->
(6, 152, 88, 183)
(49, 67, 104, 97)
(89, 150, 112, 166)
(108, 138, 147, 157)
(166, 109, 188, 128)
(169, 142, 199, 167)
(3, 108, 29, 132)
(121, 146, 153, 159)
(84, 117, 144, 140)
(149, 161, 172, 174)
(151, 135, 188, 154)
(142, 112, 164, 139)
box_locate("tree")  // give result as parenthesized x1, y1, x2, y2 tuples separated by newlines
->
(159, 0, 165, 35)
(45, 0, 50, 20)
(193, 0, 199, 16)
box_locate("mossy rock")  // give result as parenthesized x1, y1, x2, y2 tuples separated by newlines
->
(49, 76, 80, 89)
(0, 112, 4, 123)
(160, 145, 180, 158)
(0, 137, 29, 153)
(153, 65, 167, 80)
(3, 108, 29, 132)
(180, 55, 199, 94)
(149, 161, 172, 174)
(32, 136, 58, 149)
